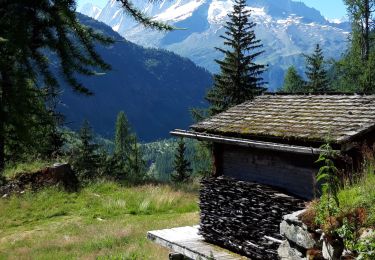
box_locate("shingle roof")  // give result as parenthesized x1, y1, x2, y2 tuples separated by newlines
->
(191, 94, 375, 144)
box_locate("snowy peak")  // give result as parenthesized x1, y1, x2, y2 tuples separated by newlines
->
(79, 3, 102, 19)
(81, 0, 350, 90)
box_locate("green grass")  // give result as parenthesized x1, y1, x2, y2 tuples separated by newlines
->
(2, 160, 51, 180)
(338, 164, 375, 227)
(0, 181, 199, 259)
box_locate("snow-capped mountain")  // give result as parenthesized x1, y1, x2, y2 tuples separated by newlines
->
(80, 3, 102, 19)
(80, 0, 350, 90)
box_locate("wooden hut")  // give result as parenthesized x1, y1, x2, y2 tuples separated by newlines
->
(172, 94, 375, 199)
(148, 94, 375, 259)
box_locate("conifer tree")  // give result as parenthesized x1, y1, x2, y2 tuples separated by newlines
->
(114, 111, 133, 160)
(304, 44, 330, 93)
(0, 0, 174, 173)
(71, 120, 101, 181)
(0, 0, 112, 172)
(206, 0, 266, 116)
(111, 111, 146, 181)
(171, 138, 192, 183)
(280, 66, 306, 93)
(127, 135, 147, 182)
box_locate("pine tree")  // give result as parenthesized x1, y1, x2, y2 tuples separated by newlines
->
(71, 120, 101, 181)
(171, 138, 192, 183)
(280, 66, 306, 93)
(206, 0, 266, 116)
(0, 0, 175, 173)
(114, 111, 133, 160)
(304, 44, 330, 93)
(127, 135, 147, 182)
(0, 0, 113, 172)
(111, 111, 146, 181)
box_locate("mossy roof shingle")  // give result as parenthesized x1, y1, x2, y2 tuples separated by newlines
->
(191, 94, 375, 144)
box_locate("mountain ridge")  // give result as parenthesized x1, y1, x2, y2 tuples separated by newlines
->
(80, 0, 350, 90)
(59, 13, 212, 142)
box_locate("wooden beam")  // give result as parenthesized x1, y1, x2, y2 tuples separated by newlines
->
(170, 129, 332, 155)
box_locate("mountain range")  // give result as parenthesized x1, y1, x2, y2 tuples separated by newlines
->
(60, 14, 212, 142)
(80, 0, 351, 90)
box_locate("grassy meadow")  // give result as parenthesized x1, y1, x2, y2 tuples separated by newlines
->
(0, 182, 199, 259)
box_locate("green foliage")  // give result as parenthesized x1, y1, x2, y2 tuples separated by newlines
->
(314, 193, 340, 228)
(304, 44, 330, 93)
(332, 40, 375, 93)
(114, 111, 133, 160)
(313, 155, 375, 257)
(356, 235, 375, 260)
(112, 111, 146, 182)
(2, 160, 51, 180)
(314, 143, 340, 230)
(206, 0, 266, 116)
(344, 0, 374, 62)
(192, 141, 213, 177)
(70, 120, 103, 182)
(336, 217, 357, 250)
(0, 0, 177, 172)
(338, 171, 375, 227)
(331, 1, 375, 93)
(0, 0, 113, 172)
(279, 66, 306, 93)
(142, 139, 211, 181)
(337, 218, 375, 259)
(116, 0, 175, 31)
(171, 138, 192, 183)
(316, 143, 340, 206)
(126, 135, 147, 183)
(1, 79, 56, 164)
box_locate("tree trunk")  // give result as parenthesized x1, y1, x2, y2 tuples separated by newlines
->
(364, 0, 370, 61)
(0, 74, 5, 172)
(0, 69, 10, 172)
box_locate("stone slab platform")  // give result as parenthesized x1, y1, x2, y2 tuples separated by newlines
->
(147, 226, 247, 260)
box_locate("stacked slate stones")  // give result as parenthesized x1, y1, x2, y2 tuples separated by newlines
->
(200, 176, 305, 259)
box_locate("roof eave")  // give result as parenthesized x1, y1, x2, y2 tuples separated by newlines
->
(170, 129, 331, 155)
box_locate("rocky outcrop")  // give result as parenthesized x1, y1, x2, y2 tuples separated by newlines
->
(278, 209, 323, 259)
(280, 210, 319, 249)
(278, 240, 307, 260)
(278, 210, 351, 260)
(0, 163, 79, 196)
(199, 176, 305, 260)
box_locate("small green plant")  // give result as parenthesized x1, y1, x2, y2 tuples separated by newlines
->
(171, 138, 192, 183)
(314, 193, 339, 228)
(336, 217, 356, 251)
(356, 235, 375, 260)
(316, 143, 340, 206)
(315, 143, 341, 229)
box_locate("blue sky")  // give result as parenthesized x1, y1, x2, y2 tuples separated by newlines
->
(76, 0, 348, 20)
(301, 0, 347, 20)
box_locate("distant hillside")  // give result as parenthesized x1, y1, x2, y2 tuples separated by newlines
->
(60, 14, 212, 142)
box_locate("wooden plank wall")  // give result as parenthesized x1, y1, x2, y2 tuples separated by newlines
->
(219, 144, 318, 199)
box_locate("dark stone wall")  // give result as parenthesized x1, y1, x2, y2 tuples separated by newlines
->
(219, 144, 319, 199)
(199, 176, 305, 259)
